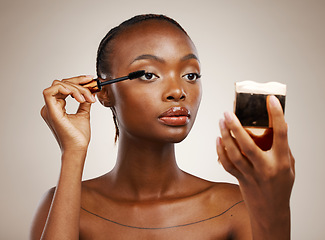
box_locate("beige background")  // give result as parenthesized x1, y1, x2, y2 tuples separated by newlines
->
(1, 0, 324, 239)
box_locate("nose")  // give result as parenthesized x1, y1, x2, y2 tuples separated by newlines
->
(162, 77, 186, 102)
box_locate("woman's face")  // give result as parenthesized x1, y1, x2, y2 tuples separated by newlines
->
(104, 20, 202, 143)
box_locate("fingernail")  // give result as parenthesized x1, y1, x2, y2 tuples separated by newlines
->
(85, 75, 94, 79)
(219, 119, 226, 129)
(80, 94, 86, 102)
(269, 95, 279, 107)
(224, 112, 233, 123)
(91, 95, 96, 102)
(217, 136, 222, 147)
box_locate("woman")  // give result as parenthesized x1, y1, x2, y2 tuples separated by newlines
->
(30, 14, 295, 239)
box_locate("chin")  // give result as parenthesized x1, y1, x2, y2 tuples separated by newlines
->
(164, 136, 187, 144)
(159, 129, 191, 143)
(121, 123, 193, 144)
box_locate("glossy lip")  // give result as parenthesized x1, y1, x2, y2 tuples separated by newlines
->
(158, 106, 190, 126)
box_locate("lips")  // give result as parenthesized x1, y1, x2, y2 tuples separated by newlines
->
(158, 107, 190, 126)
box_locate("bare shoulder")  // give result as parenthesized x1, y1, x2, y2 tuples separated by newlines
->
(182, 174, 252, 238)
(80, 175, 107, 196)
(176, 172, 249, 225)
(30, 187, 56, 240)
(79, 175, 114, 207)
(181, 171, 243, 201)
(206, 182, 248, 220)
(208, 181, 243, 202)
(207, 182, 252, 238)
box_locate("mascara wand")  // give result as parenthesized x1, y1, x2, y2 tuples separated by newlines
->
(82, 70, 145, 93)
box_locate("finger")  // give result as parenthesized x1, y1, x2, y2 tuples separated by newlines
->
(266, 96, 273, 128)
(62, 75, 94, 85)
(223, 112, 264, 163)
(43, 83, 71, 117)
(59, 80, 96, 103)
(267, 95, 289, 154)
(219, 118, 253, 173)
(77, 102, 92, 115)
(51, 80, 84, 102)
(216, 137, 243, 179)
(52, 80, 94, 103)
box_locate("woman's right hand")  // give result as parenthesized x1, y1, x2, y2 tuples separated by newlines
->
(41, 75, 96, 154)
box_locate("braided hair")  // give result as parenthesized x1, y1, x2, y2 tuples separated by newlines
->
(96, 14, 189, 142)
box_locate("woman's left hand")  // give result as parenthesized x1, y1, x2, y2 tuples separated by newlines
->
(217, 95, 295, 239)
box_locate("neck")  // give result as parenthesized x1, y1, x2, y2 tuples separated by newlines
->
(107, 133, 184, 201)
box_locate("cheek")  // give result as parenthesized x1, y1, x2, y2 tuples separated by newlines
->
(113, 84, 161, 130)
(112, 81, 202, 141)
(188, 82, 202, 115)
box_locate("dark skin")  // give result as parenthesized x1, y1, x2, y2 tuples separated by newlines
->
(30, 20, 294, 240)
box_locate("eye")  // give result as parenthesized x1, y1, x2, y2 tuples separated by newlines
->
(139, 72, 159, 81)
(183, 73, 201, 81)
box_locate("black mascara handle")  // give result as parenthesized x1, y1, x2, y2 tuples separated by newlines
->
(99, 70, 146, 87)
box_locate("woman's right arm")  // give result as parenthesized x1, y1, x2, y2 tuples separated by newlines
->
(30, 75, 96, 240)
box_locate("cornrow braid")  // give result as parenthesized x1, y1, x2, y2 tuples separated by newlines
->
(96, 14, 188, 142)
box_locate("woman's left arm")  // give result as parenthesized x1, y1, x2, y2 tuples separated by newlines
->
(217, 95, 295, 240)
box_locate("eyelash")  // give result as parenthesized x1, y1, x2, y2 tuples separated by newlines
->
(139, 72, 160, 81)
(139, 72, 201, 82)
(182, 73, 201, 81)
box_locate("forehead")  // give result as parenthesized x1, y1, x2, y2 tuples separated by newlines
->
(111, 20, 197, 67)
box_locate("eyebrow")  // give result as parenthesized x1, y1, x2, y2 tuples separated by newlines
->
(130, 54, 165, 64)
(180, 53, 200, 62)
(130, 53, 200, 65)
